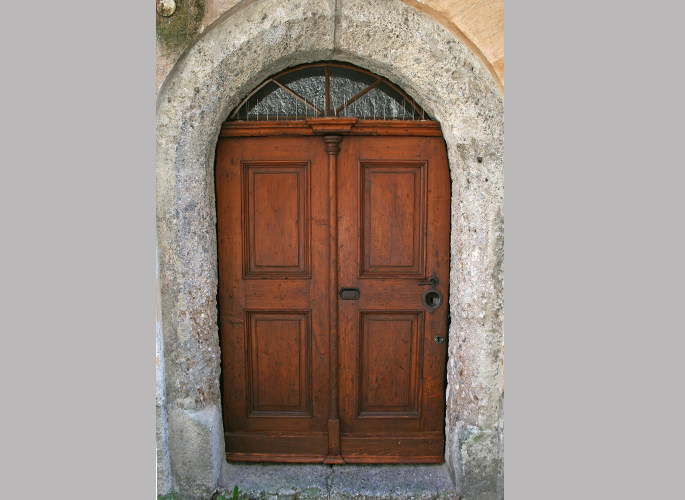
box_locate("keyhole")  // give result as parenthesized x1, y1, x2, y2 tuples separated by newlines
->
(422, 289, 443, 312)
(425, 291, 441, 307)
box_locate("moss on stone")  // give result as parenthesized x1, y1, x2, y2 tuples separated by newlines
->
(156, 0, 205, 54)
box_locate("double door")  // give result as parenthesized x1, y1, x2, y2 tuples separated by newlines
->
(215, 128, 449, 463)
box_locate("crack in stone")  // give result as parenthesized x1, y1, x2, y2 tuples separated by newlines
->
(331, 0, 340, 57)
(333, 0, 338, 49)
(325, 465, 335, 499)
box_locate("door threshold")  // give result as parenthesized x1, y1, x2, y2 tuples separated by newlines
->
(217, 461, 459, 500)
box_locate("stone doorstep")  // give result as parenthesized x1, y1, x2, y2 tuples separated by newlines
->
(216, 462, 459, 500)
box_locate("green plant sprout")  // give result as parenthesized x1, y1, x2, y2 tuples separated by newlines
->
(217, 485, 240, 500)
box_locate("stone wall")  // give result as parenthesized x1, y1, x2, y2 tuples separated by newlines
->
(156, 0, 504, 93)
(156, 1, 503, 498)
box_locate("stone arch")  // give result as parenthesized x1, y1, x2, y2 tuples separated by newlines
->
(156, 0, 503, 498)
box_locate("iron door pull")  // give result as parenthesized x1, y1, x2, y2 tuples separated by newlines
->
(339, 288, 360, 300)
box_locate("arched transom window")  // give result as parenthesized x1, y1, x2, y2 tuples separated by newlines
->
(228, 62, 430, 121)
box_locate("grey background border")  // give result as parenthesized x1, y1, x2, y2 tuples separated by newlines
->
(2, 1, 683, 499)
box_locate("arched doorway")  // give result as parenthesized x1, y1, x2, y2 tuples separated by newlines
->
(216, 63, 451, 464)
(156, 0, 503, 496)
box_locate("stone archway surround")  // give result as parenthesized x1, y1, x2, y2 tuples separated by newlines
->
(156, 0, 503, 499)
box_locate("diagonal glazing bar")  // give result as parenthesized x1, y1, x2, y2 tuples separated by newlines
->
(228, 79, 274, 120)
(271, 78, 322, 115)
(382, 79, 423, 116)
(334, 78, 382, 114)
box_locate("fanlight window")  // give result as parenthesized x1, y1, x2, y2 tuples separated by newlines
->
(228, 62, 430, 121)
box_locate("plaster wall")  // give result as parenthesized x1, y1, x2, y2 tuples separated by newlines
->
(156, 0, 503, 498)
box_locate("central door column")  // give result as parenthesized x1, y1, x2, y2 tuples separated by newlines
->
(322, 134, 345, 464)
(307, 117, 357, 464)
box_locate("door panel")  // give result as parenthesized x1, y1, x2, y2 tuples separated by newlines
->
(246, 310, 312, 416)
(358, 311, 423, 416)
(337, 135, 450, 462)
(216, 136, 330, 460)
(360, 161, 426, 277)
(243, 161, 310, 277)
(216, 131, 450, 463)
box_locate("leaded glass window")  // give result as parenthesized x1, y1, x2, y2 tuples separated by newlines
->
(228, 62, 430, 121)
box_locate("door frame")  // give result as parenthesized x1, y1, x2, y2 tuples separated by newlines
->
(156, 0, 503, 496)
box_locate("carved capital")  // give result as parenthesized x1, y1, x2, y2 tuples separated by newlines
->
(322, 135, 343, 156)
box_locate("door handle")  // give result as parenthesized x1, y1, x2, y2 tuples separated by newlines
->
(417, 272, 443, 314)
(417, 274, 439, 287)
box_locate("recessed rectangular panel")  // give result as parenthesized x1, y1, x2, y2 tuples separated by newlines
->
(243, 162, 310, 278)
(358, 311, 423, 417)
(253, 172, 299, 267)
(359, 162, 426, 277)
(246, 311, 312, 416)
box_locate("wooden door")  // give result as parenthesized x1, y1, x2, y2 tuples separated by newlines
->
(216, 125, 449, 463)
(336, 135, 450, 462)
(216, 135, 331, 461)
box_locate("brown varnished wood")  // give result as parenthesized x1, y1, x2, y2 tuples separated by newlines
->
(322, 135, 344, 464)
(340, 433, 445, 463)
(337, 135, 450, 461)
(359, 161, 427, 277)
(222, 121, 313, 137)
(358, 311, 423, 417)
(309, 118, 358, 135)
(245, 311, 311, 416)
(221, 119, 442, 137)
(349, 120, 441, 136)
(243, 161, 310, 278)
(225, 453, 327, 463)
(323, 419, 344, 465)
(225, 431, 328, 461)
(216, 123, 450, 464)
(217, 136, 331, 456)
